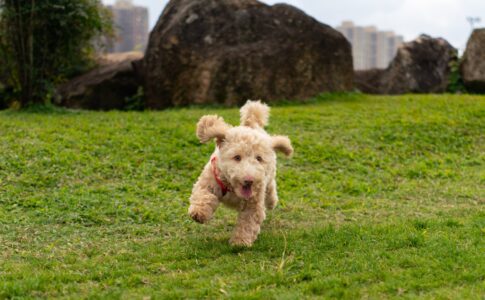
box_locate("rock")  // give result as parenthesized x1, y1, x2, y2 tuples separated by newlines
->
(354, 35, 457, 94)
(354, 69, 384, 94)
(461, 29, 485, 93)
(97, 51, 144, 66)
(139, 0, 353, 109)
(57, 51, 143, 110)
(382, 35, 457, 94)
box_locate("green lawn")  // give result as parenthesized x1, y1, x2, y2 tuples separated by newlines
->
(0, 94, 484, 299)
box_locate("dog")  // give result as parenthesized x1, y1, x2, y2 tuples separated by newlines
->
(188, 100, 293, 247)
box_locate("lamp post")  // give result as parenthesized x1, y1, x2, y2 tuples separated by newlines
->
(466, 17, 481, 30)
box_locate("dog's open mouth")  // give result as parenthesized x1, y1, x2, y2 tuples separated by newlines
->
(241, 182, 253, 199)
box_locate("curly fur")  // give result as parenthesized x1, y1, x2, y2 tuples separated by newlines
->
(271, 135, 294, 157)
(196, 115, 232, 145)
(189, 100, 293, 247)
(240, 100, 270, 128)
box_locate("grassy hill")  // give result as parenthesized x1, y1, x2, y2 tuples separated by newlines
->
(0, 94, 484, 299)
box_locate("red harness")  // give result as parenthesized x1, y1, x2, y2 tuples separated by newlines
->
(211, 156, 231, 196)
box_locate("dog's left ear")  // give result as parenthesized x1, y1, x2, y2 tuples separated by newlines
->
(271, 135, 293, 157)
(196, 115, 231, 147)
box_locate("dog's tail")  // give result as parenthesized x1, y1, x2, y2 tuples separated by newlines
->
(240, 100, 270, 129)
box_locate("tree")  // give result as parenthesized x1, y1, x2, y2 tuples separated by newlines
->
(0, 0, 112, 108)
(0, 0, 35, 106)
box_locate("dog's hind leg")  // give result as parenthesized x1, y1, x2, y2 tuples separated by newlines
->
(229, 199, 266, 247)
(265, 179, 278, 210)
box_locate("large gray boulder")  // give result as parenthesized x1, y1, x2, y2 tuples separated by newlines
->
(461, 29, 485, 93)
(354, 69, 383, 94)
(137, 0, 353, 109)
(57, 52, 143, 110)
(355, 35, 457, 94)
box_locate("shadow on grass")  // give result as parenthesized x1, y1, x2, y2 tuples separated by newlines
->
(0, 92, 366, 115)
(1, 103, 84, 115)
(180, 92, 366, 111)
(179, 215, 484, 260)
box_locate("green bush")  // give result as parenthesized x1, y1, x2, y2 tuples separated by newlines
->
(0, 0, 113, 108)
(123, 86, 145, 111)
(447, 54, 466, 93)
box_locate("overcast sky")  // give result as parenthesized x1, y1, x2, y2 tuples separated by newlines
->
(102, 0, 484, 51)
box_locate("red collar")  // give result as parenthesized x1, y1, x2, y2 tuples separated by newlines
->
(211, 156, 231, 196)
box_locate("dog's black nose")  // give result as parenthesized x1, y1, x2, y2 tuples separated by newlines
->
(243, 180, 253, 186)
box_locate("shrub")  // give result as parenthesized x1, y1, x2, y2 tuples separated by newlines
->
(0, 0, 113, 108)
(447, 54, 466, 94)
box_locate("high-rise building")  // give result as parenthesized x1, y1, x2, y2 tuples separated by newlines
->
(337, 21, 404, 70)
(107, 0, 149, 53)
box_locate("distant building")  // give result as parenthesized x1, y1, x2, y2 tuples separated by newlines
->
(337, 21, 404, 70)
(107, 0, 149, 53)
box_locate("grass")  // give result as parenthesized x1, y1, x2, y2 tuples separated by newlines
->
(0, 93, 484, 299)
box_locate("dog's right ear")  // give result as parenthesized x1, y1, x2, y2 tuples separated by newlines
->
(271, 135, 293, 157)
(196, 115, 230, 146)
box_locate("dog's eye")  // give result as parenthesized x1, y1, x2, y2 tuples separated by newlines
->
(256, 155, 263, 163)
(233, 155, 242, 162)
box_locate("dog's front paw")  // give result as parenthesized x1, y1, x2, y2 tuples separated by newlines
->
(229, 236, 254, 247)
(265, 200, 277, 211)
(188, 205, 212, 224)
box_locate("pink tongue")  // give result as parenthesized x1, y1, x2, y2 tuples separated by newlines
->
(242, 186, 252, 199)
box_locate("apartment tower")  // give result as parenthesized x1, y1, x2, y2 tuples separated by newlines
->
(337, 21, 404, 70)
(107, 0, 149, 53)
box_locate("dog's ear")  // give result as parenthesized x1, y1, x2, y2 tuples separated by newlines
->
(196, 115, 230, 146)
(271, 135, 293, 157)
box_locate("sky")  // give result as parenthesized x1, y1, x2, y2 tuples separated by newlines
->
(102, 0, 484, 52)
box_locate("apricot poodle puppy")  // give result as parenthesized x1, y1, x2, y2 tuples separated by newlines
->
(188, 100, 293, 247)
